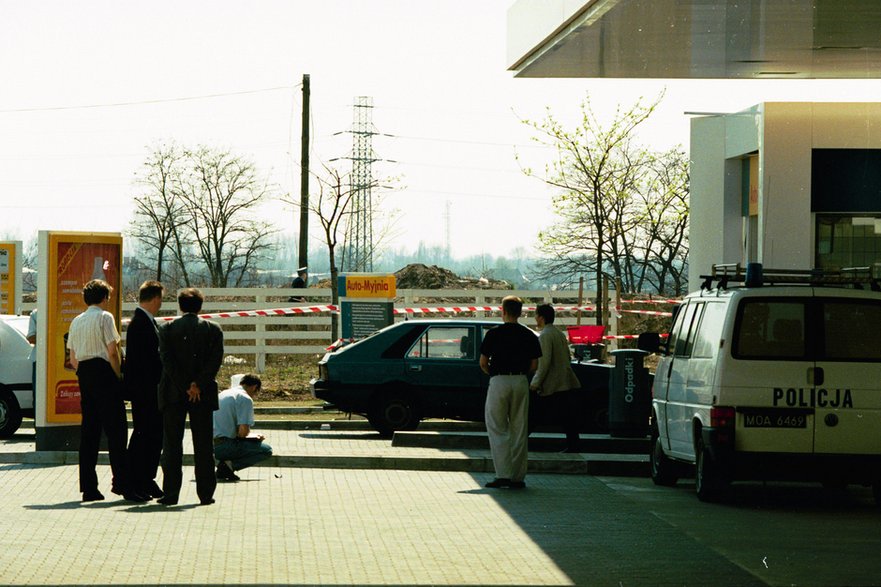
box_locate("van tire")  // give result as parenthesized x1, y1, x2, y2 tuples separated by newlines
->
(695, 437, 726, 502)
(873, 479, 881, 507)
(650, 426, 678, 487)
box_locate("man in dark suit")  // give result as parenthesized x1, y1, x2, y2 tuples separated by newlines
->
(124, 280, 165, 499)
(157, 288, 224, 506)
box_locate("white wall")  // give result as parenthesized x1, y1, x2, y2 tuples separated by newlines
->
(689, 102, 881, 291)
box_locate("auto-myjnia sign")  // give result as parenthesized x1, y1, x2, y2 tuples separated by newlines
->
(339, 274, 396, 340)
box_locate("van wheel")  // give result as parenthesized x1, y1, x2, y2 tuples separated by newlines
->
(0, 391, 23, 438)
(650, 426, 678, 487)
(695, 437, 726, 502)
(367, 390, 421, 438)
(873, 479, 881, 507)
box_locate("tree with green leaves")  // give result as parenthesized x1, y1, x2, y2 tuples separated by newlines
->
(521, 93, 689, 310)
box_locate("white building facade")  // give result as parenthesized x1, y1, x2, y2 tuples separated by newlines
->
(690, 102, 881, 290)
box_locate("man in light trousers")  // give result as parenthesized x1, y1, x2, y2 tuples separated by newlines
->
(479, 296, 542, 489)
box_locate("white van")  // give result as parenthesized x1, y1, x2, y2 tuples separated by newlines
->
(644, 264, 881, 503)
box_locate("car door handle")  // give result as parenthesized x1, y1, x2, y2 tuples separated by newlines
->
(409, 365, 422, 372)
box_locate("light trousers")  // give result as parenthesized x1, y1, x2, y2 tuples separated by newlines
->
(484, 374, 529, 482)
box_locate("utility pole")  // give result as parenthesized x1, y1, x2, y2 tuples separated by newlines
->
(298, 73, 310, 271)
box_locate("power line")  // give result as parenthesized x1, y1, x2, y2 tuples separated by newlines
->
(0, 85, 299, 113)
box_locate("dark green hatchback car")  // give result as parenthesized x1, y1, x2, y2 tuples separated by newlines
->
(311, 319, 612, 436)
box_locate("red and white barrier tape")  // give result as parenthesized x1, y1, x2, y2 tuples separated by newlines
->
(616, 308, 674, 317)
(617, 299, 681, 305)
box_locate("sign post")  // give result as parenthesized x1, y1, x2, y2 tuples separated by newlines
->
(0, 241, 22, 315)
(339, 274, 396, 340)
(36, 231, 122, 450)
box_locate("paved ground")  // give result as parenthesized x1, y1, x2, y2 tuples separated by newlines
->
(2, 426, 880, 586)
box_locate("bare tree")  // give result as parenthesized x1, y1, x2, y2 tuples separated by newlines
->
(129, 143, 192, 284)
(172, 146, 279, 287)
(130, 144, 281, 289)
(284, 163, 396, 340)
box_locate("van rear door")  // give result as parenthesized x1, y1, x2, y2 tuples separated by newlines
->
(813, 293, 881, 454)
(724, 295, 815, 454)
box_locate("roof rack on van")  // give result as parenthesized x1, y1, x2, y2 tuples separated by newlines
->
(699, 263, 881, 291)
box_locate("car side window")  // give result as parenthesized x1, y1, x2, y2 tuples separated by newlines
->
(672, 302, 700, 357)
(691, 302, 726, 359)
(407, 326, 474, 360)
(734, 300, 806, 359)
(822, 300, 881, 361)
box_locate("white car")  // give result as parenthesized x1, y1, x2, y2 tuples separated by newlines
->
(0, 315, 33, 436)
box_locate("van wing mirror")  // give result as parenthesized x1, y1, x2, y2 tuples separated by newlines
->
(637, 332, 661, 353)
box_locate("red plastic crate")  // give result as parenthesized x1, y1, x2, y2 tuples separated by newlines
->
(566, 325, 606, 344)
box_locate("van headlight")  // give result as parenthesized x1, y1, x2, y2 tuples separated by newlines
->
(319, 363, 328, 381)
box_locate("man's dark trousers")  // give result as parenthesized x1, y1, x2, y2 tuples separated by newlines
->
(124, 307, 163, 493)
(77, 358, 130, 494)
(128, 387, 162, 491)
(160, 400, 216, 503)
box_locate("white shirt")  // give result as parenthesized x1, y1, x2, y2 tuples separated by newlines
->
(67, 305, 120, 363)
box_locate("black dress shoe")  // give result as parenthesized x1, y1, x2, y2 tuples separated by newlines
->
(82, 490, 105, 502)
(198, 498, 216, 506)
(216, 461, 240, 482)
(123, 491, 150, 503)
(144, 481, 164, 499)
(157, 496, 178, 506)
(484, 478, 511, 489)
(508, 480, 527, 489)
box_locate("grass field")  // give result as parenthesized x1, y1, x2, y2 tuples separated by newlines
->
(218, 352, 324, 405)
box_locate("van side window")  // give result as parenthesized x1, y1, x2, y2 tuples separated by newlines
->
(691, 302, 726, 358)
(822, 300, 881, 361)
(734, 300, 806, 359)
(672, 303, 701, 357)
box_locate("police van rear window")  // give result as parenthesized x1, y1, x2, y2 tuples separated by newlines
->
(733, 297, 881, 362)
(733, 300, 807, 360)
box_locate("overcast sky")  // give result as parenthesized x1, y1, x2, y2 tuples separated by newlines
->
(3, 0, 881, 262)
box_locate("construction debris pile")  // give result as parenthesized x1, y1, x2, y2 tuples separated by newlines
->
(394, 263, 512, 290)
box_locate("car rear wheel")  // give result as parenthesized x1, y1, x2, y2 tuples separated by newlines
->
(650, 424, 678, 487)
(368, 390, 421, 438)
(0, 390, 23, 438)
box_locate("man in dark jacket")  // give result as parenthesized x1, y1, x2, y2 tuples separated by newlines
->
(124, 280, 165, 499)
(157, 288, 224, 506)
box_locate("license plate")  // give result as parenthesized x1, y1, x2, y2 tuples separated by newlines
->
(742, 410, 808, 429)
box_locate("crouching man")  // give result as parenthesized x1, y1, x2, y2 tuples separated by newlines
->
(213, 374, 273, 481)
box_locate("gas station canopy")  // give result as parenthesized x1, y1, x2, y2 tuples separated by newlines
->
(508, 0, 881, 79)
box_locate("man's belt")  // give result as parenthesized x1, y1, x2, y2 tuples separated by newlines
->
(493, 372, 527, 376)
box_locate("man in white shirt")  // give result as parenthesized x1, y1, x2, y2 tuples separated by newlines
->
(213, 373, 273, 481)
(67, 279, 146, 503)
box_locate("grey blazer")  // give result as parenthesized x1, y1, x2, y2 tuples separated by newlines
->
(530, 324, 581, 396)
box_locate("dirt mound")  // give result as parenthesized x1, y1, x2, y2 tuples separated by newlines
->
(394, 264, 511, 290)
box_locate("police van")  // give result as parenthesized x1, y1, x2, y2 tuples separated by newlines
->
(643, 263, 881, 503)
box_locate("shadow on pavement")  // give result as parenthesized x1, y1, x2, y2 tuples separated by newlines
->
(298, 432, 386, 441)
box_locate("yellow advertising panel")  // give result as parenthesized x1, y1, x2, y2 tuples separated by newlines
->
(45, 232, 122, 423)
(748, 155, 759, 217)
(0, 241, 20, 315)
(341, 274, 397, 299)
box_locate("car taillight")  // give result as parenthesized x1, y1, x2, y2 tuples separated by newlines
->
(319, 363, 328, 381)
(710, 406, 736, 428)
